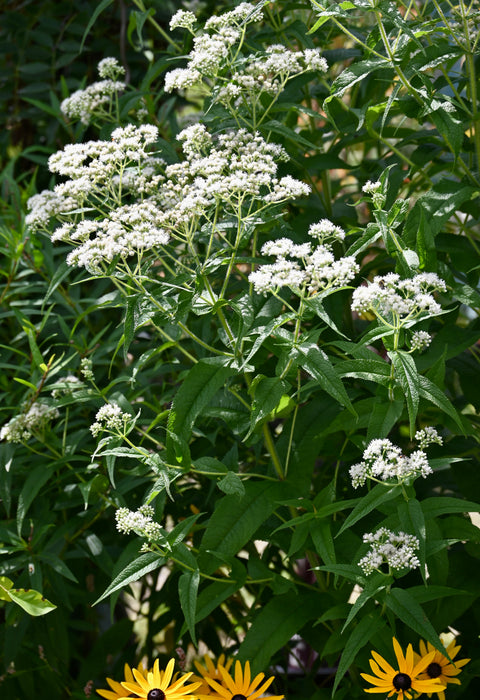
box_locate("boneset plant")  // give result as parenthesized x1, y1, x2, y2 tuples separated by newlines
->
(1, 1, 480, 698)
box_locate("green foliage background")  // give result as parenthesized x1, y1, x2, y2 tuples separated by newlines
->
(1, 1, 480, 699)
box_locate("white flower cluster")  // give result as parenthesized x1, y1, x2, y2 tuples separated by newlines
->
(61, 58, 125, 125)
(165, 3, 262, 91)
(51, 375, 84, 399)
(170, 9, 196, 31)
(47, 124, 159, 179)
(26, 190, 79, 229)
(415, 426, 443, 450)
(351, 272, 447, 321)
(97, 57, 125, 80)
(165, 3, 327, 110)
(162, 125, 304, 220)
(0, 403, 59, 443)
(115, 504, 164, 543)
(28, 119, 307, 272)
(359, 528, 420, 575)
(249, 219, 358, 295)
(215, 45, 328, 109)
(80, 358, 94, 381)
(90, 402, 131, 437)
(362, 180, 382, 194)
(410, 330, 432, 352)
(26, 125, 170, 272)
(349, 431, 441, 488)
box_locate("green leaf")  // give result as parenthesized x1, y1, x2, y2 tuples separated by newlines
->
(417, 375, 464, 432)
(421, 496, 480, 519)
(397, 499, 426, 583)
(367, 399, 404, 441)
(404, 182, 476, 248)
(24, 327, 44, 369)
(237, 591, 326, 673)
(311, 520, 336, 566)
(217, 471, 245, 498)
(430, 108, 464, 158)
(13, 377, 38, 391)
(44, 261, 71, 303)
(406, 585, 470, 604)
(337, 485, 402, 537)
(94, 552, 165, 604)
(338, 358, 391, 384)
(199, 481, 284, 573)
(333, 614, 386, 695)
(0, 576, 14, 601)
(262, 120, 317, 151)
(330, 58, 390, 98)
(79, 0, 115, 52)
(245, 376, 289, 439)
(314, 564, 365, 583)
(166, 359, 235, 466)
(389, 350, 419, 435)
(296, 344, 354, 413)
(7, 588, 57, 616)
(342, 575, 388, 631)
(194, 558, 247, 624)
(178, 569, 199, 646)
(17, 465, 55, 535)
(385, 588, 445, 655)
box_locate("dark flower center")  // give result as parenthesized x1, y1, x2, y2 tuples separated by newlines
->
(231, 695, 247, 700)
(393, 673, 412, 691)
(147, 690, 165, 700)
(427, 662, 442, 678)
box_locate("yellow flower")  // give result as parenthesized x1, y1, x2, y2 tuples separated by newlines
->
(97, 662, 147, 699)
(416, 638, 470, 700)
(121, 658, 201, 700)
(200, 659, 284, 700)
(361, 637, 446, 699)
(191, 654, 234, 695)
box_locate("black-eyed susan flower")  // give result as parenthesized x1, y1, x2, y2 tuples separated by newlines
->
(121, 658, 201, 700)
(416, 637, 470, 700)
(97, 662, 148, 699)
(361, 637, 446, 699)
(191, 654, 234, 695)
(201, 659, 284, 700)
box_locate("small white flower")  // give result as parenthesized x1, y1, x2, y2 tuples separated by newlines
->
(349, 437, 433, 488)
(359, 528, 420, 575)
(351, 272, 446, 323)
(410, 330, 432, 352)
(0, 403, 59, 443)
(90, 402, 131, 436)
(415, 426, 443, 449)
(308, 219, 345, 242)
(303, 49, 328, 72)
(97, 57, 125, 80)
(362, 180, 382, 194)
(170, 9, 197, 31)
(115, 505, 164, 543)
(80, 358, 94, 381)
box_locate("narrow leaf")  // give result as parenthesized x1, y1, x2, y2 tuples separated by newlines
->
(385, 588, 445, 655)
(337, 485, 401, 537)
(178, 569, 200, 646)
(333, 614, 386, 695)
(94, 552, 165, 604)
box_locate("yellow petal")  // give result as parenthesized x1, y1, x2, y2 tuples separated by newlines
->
(371, 650, 396, 677)
(392, 638, 407, 670)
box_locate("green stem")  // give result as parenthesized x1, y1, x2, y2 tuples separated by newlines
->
(262, 423, 284, 481)
(131, 0, 181, 51)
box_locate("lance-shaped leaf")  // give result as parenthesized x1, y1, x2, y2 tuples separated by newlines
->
(166, 359, 235, 466)
(295, 343, 355, 413)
